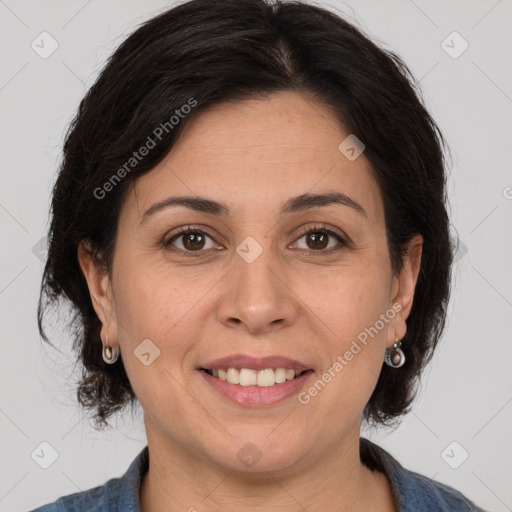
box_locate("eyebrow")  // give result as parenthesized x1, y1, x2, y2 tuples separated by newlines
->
(140, 191, 366, 224)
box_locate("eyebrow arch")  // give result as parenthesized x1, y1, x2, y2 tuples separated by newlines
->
(140, 191, 366, 224)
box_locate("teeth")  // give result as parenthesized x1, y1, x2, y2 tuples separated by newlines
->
(207, 367, 305, 387)
(275, 368, 287, 383)
(239, 368, 257, 386)
(226, 367, 239, 384)
(256, 369, 275, 387)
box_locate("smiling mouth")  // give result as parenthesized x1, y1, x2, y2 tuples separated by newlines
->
(201, 367, 313, 387)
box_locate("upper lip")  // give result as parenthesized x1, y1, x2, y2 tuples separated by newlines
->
(201, 354, 311, 372)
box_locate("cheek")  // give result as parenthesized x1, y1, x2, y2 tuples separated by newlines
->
(113, 257, 214, 340)
(298, 264, 390, 407)
(300, 258, 391, 340)
(111, 258, 225, 407)
(112, 266, 209, 430)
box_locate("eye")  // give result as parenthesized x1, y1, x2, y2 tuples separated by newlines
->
(164, 226, 218, 253)
(163, 223, 347, 255)
(291, 224, 347, 253)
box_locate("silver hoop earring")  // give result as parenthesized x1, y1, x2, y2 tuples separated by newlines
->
(102, 334, 119, 364)
(384, 331, 405, 368)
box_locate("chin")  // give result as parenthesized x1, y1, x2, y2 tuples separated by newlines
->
(203, 431, 308, 474)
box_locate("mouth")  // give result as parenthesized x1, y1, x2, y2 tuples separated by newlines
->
(201, 367, 313, 387)
(198, 354, 314, 407)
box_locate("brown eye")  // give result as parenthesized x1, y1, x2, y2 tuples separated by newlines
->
(292, 226, 346, 253)
(181, 232, 206, 250)
(305, 231, 329, 250)
(165, 229, 216, 252)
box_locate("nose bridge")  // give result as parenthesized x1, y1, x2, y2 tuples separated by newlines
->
(236, 237, 279, 299)
(217, 234, 297, 333)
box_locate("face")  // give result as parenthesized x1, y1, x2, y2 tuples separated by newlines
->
(80, 91, 422, 474)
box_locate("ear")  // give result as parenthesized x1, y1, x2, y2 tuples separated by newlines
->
(387, 234, 423, 347)
(77, 242, 117, 345)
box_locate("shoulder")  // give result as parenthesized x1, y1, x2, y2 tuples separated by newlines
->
(360, 437, 487, 511)
(27, 477, 122, 512)
(28, 446, 149, 512)
(393, 464, 486, 511)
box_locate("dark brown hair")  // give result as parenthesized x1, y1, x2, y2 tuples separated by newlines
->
(38, 0, 453, 430)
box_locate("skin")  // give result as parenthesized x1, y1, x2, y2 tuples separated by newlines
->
(79, 91, 422, 512)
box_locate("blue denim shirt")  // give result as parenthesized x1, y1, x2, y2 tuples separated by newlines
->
(29, 437, 486, 511)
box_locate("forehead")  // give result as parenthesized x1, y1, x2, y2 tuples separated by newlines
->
(128, 91, 383, 224)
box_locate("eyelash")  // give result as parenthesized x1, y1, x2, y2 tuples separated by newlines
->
(162, 223, 347, 256)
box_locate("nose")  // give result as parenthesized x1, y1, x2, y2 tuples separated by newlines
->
(216, 246, 299, 335)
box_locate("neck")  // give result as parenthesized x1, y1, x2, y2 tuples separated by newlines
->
(140, 424, 396, 512)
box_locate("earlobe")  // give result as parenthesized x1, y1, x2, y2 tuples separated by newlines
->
(77, 242, 116, 330)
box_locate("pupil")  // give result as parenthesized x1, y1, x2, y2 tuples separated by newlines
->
(308, 232, 328, 250)
(184, 232, 204, 250)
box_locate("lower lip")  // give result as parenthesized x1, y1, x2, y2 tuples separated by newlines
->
(199, 370, 314, 407)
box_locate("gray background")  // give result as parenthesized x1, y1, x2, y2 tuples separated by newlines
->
(1, 1, 511, 510)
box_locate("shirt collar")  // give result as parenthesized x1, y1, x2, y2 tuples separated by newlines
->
(116, 444, 149, 512)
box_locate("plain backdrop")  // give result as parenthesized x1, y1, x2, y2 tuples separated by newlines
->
(1, 1, 511, 511)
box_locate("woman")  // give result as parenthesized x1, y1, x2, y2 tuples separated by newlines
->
(32, 0, 486, 510)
